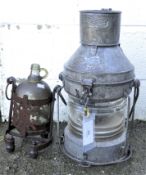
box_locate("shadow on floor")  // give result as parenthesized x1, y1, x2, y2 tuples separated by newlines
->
(0, 120, 145, 175)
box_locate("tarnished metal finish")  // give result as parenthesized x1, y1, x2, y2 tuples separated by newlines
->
(64, 127, 128, 164)
(12, 94, 51, 136)
(62, 45, 134, 101)
(13, 63, 52, 130)
(80, 9, 121, 46)
(12, 95, 34, 136)
(5, 64, 54, 158)
(60, 10, 137, 164)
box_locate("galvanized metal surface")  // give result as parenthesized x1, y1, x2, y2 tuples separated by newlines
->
(62, 45, 134, 101)
(80, 9, 121, 46)
(60, 9, 136, 164)
(64, 127, 129, 164)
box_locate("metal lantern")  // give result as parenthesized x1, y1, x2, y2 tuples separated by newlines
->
(4, 64, 55, 158)
(59, 9, 140, 165)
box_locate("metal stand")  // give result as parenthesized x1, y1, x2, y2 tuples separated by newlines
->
(4, 77, 55, 158)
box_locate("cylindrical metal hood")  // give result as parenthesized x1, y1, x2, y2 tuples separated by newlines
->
(80, 9, 121, 46)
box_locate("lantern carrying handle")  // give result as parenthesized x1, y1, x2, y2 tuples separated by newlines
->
(5, 77, 16, 100)
(40, 68, 48, 79)
(52, 85, 67, 144)
(128, 79, 140, 120)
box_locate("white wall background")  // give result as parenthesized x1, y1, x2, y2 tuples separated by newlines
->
(0, 0, 146, 121)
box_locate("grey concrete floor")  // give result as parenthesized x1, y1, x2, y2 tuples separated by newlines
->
(0, 120, 146, 175)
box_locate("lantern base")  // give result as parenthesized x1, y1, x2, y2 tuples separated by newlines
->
(61, 126, 131, 166)
(4, 129, 52, 159)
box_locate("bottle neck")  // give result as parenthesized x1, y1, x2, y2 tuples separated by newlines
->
(31, 69, 40, 76)
(28, 69, 41, 82)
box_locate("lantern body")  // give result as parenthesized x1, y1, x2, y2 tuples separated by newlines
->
(60, 10, 137, 164)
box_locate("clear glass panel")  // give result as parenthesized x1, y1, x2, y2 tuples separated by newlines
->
(68, 97, 127, 139)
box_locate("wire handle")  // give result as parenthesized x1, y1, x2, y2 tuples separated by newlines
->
(52, 85, 67, 144)
(128, 79, 140, 120)
(5, 77, 16, 100)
